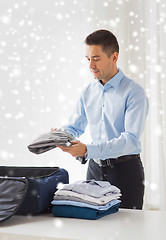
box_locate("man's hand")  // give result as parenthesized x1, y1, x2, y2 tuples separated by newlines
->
(57, 141, 87, 157)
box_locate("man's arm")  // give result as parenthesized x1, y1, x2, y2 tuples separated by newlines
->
(62, 95, 88, 138)
(54, 94, 88, 157)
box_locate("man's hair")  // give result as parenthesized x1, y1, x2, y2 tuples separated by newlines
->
(84, 29, 119, 57)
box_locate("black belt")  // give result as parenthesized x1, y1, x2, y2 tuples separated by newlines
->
(100, 154, 140, 167)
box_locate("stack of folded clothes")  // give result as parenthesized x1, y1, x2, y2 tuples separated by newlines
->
(51, 180, 121, 220)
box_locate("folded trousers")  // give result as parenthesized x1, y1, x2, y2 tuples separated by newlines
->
(86, 155, 145, 210)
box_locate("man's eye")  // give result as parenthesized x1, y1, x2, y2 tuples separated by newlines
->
(94, 59, 99, 61)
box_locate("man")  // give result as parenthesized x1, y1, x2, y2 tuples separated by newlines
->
(54, 29, 149, 209)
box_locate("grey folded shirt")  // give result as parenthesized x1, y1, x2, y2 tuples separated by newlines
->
(27, 129, 87, 164)
(27, 129, 74, 154)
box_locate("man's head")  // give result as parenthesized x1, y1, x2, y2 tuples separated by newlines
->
(85, 29, 119, 84)
(85, 29, 119, 58)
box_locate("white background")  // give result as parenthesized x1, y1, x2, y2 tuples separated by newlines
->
(0, 0, 166, 209)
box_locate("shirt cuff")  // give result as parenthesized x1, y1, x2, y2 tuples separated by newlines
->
(86, 144, 101, 159)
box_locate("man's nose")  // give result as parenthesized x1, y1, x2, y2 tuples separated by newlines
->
(89, 60, 96, 69)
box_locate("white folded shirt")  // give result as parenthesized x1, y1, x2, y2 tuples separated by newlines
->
(54, 189, 121, 205)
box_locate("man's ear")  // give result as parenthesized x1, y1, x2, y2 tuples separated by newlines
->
(112, 52, 118, 63)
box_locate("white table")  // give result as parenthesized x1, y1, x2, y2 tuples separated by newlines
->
(0, 209, 166, 240)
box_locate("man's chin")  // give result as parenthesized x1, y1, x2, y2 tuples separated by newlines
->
(93, 75, 100, 80)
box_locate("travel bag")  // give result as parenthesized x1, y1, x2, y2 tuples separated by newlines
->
(0, 166, 69, 222)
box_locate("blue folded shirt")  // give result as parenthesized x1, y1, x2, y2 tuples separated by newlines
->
(52, 203, 120, 220)
(51, 199, 121, 210)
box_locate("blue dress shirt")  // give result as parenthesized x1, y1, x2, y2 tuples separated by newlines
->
(63, 69, 149, 160)
(51, 199, 121, 211)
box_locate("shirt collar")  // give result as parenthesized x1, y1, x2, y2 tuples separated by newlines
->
(98, 68, 124, 90)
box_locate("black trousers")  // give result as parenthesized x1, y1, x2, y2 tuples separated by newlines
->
(86, 156, 145, 210)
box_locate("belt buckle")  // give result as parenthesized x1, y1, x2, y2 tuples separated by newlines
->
(106, 159, 111, 166)
(98, 159, 102, 167)
(94, 159, 102, 167)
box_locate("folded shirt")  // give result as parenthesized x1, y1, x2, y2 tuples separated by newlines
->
(53, 194, 101, 206)
(27, 129, 74, 154)
(52, 204, 120, 220)
(53, 194, 121, 206)
(54, 189, 121, 205)
(57, 180, 121, 198)
(51, 199, 121, 210)
(27, 129, 86, 163)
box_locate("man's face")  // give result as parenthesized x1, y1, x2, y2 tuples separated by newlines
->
(85, 45, 118, 84)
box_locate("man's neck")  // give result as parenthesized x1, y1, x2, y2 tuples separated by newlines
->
(101, 68, 118, 86)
